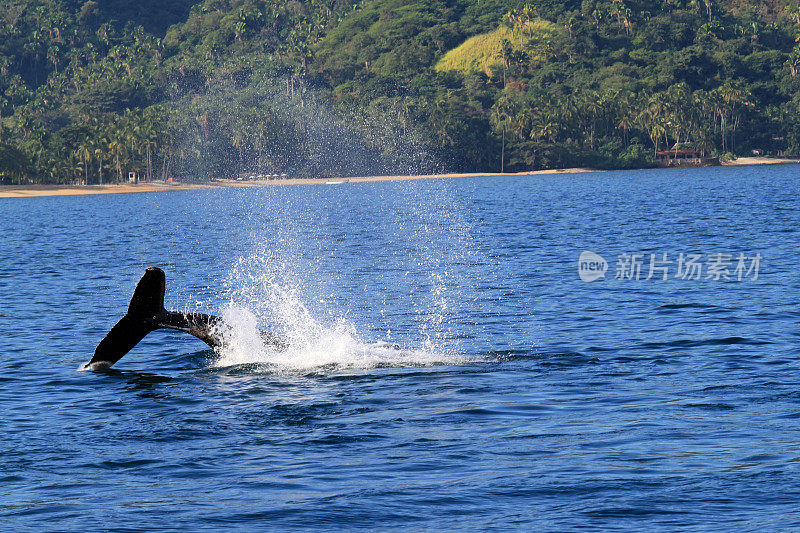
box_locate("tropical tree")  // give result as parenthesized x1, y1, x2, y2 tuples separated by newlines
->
(92, 133, 108, 185)
(108, 132, 126, 182)
(76, 141, 92, 184)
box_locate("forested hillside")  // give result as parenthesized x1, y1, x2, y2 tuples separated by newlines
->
(2, 0, 800, 184)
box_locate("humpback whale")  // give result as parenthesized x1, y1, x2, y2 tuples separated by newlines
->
(83, 267, 284, 370)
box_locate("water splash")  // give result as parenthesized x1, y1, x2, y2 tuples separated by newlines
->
(170, 72, 444, 180)
(209, 300, 463, 372)
(205, 244, 465, 372)
(191, 168, 508, 373)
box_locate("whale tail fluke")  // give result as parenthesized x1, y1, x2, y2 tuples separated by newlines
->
(84, 267, 286, 371)
(83, 267, 167, 370)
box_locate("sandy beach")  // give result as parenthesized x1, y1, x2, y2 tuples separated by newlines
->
(1, 159, 796, 199)
(0, 168, 594, 199)
(719, 156, 800, 166)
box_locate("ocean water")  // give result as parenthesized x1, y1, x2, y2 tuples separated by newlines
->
(1, 165, 799, 530)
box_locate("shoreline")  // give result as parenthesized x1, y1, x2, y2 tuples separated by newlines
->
(1, 158, 796, 199)
(718, 156, 799, 166)
(0, 168, 595, 199)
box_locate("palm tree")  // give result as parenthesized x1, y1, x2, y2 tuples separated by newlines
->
(650, 120, 667, 156)
(490, 98, 516, 172)
(788, 46, 800, 77)
(93, 135, 108, 185)
(143, 129, 156, 182)
(610, 0, 632, 35)
(617, 103, 636, 147)
(234, 21, 247, 42)
(695, 127, 714, 156)
(108, 135, 126, 182)
(133, 108, 159, 182)
(47, 45, 60, 73)
(711, 82, 748, 152)
(230, 125, 247, 177)
(581, 91, 605, 150)
(665, 83, 691, 147)
(498, 39, 513, 87)
(76, 142, 92, 184)
(639, 93, 669, 155)
(701, 0, 713, 21)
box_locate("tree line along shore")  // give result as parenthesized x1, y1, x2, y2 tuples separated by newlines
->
(2, 0, 800, 185)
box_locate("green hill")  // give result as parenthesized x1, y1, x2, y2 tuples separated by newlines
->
(2, 0, 800, 184)
(435, 21, 560, 77)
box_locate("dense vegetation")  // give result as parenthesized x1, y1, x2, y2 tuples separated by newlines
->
(2, 0, 800, 184)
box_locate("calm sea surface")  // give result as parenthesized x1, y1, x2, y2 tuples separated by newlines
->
(1, 165, 799, 530)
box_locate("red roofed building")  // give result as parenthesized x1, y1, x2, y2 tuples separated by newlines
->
(655, 149, 718, 167)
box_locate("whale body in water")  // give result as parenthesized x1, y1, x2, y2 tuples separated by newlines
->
(83, 267, 284, 370)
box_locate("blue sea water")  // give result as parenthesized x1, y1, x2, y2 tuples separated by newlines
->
(1, 165, 799, 530)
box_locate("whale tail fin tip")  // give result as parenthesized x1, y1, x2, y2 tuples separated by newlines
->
(128, 266, 166, 317)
